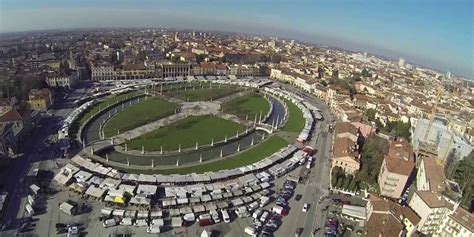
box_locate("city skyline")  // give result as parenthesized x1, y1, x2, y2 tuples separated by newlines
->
(0, 0, 473, 78)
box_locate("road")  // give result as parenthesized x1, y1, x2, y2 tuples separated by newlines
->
(274, 83, 334, 237)
(0, 84, 91, 236)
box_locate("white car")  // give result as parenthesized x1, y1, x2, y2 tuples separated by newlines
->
(302, 203, 309, 212)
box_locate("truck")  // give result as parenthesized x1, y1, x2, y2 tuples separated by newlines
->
(198, 214, 213, 226)
(272, 205, 288, 216)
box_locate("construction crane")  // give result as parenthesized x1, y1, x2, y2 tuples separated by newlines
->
(439, 115, 455, 167)
(423, 87, 443, 141)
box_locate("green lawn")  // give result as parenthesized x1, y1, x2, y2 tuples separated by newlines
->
(79, 91, 140, 127)
(222, 93, 271, 121)
(132, 135, 288, 174)
(166, 86, 241, 101)
(126, 115, 246, 151)
(103, 99, 177, 138)
(281, 98, 305, 133)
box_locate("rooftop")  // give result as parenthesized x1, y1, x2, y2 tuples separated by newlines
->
(384, 139, 415, 176)
(449, 207, 474, 233)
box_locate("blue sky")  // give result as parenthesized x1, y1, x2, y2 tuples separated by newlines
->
(0, 0, 472, 78)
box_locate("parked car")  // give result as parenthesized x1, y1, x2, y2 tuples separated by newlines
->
(252, 209, 263, 220)
(295, 194, 302, 201)
(302, 203, 309, 212)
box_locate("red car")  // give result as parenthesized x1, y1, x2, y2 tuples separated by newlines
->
(339, 200, 351, 206)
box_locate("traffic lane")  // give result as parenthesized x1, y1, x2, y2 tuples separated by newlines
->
(0, 119, 57, 234)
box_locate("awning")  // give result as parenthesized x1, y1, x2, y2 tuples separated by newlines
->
(114, 196, 125, 204)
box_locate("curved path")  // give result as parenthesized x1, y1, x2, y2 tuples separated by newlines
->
(80, 86, 287, 169)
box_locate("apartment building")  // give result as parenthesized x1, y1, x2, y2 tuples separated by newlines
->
(46, 74, 78, 89)
(408, 190, 454, 234)
(365, 195, 420, 237)
(331, 123, 361, 174)
(378, 139, 415, 199)
(28, 88, 53, 111)
(436, 207, 474, 237)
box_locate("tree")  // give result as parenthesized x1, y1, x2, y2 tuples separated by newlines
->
(348, 175, 359, 191)
(452, 152, 474, 208)
(336, 176, 344, 188)
(366, 108, 377, 122)
(358, 136, 389, 185)
(343, 175, 353, 190)
(331, 166, 342, 187)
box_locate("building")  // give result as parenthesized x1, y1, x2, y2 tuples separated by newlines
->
(228, 64, 260, 77)
(216, 64, 229, 75)
(365, 195, 421, 237)
(436, 207, 474, 237)
(412, 118, 472, 166)
(0, 98, 18, 116)
(91, 64, 116, 81)
(416, 155, 447, 192)
(331, 123, 361, 174)
(28, 89, 53, 111)
(193, 63, 217, 75)
(46, 74, 78, 89)
(116, 63, 155, 80)
(408, 190, 454, 234)
(161, 63, 191, 78)
(378, 139, 415, 199)
(0, 122, 15, 158)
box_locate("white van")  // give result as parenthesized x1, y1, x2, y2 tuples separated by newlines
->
(236, 206, 250, 218)
(244, 226, 258, 236)
(221, 209, 230, 223)
(102, 219, 117, 228)
(183, 213, 195, 222)
(248, 201, 259, 212)
(147, 224, 161, 234)
(210, 210, 221, 223)
(259, 211, 269, 222)
(259, 196, 270, 207)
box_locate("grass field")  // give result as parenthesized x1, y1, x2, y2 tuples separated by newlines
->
(130, 135, 288, 174)
(78, 91, 140, 127)
(166, 85, 241, 101)
(103, 99, 177, 138)
(281, 98, 305, 133)
(222, 93, 271, 121)
(126, 115, 246, 151)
